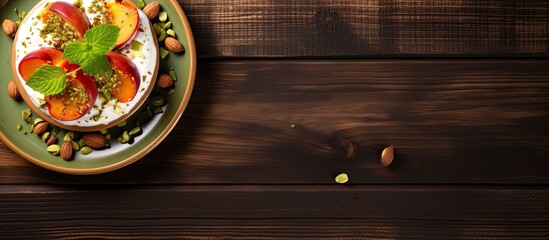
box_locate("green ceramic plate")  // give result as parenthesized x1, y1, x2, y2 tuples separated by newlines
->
(0, 0, 196, 174)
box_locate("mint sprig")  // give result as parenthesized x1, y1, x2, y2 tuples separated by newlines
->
(26, 65, 67, 96)
(64, 24, 120, 77)
(26, 24, 120, 96)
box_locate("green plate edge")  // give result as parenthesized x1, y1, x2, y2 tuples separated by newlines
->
(0, 0, 196, 174)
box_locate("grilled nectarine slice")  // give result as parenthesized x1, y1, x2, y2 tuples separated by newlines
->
(105, 51, 140, 103)
(18, 48, 68, 81)
(45, 64, 98, 121)
(40, 1, 91, 38)
(107, 0, 139, 48)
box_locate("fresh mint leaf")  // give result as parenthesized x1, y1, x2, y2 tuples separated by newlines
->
(84, 24, 120, 55)
(26, 65, 67, 96)
(63, 24, 120, 77)
(80, 55, 111, 77)
(63, 41, 91, 65)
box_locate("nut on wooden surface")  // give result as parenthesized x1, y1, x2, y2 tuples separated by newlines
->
(381, 146, 394, 167)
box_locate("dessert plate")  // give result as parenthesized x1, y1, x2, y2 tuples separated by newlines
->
(0, 0, 196, 174)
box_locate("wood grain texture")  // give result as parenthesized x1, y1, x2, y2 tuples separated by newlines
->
(1, 185, 548, 239)
(180, 0, 549, 57)
(1, 60, 548, 184)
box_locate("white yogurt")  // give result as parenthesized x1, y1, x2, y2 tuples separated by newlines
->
(14, 0, 157, 128)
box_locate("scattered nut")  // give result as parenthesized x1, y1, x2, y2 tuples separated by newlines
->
(143, 2, 160, 20)
(335, 173, 349, 184)
(60, 141, 73, 160)
(157, 74, 173, 88)
(2, 19, 17, 37)
(7, 80, 20, 100)
(82, 133, 109, 149)
(47, 144, 61, 156)
(381, 146, 394, 167)
(33, 122, 49, 136)
(46, 135, 58, 146)
(165, 37, 184, 53)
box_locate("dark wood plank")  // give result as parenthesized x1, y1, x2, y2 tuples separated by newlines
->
(1, 60, 548, 184)
(1, 185, 548, 239)
(180, 0, 549, 57)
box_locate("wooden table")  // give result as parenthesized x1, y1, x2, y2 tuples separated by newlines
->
(2, 0, 549, 238)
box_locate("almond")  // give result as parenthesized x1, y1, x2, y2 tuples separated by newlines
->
(165, 37, 184, 53)
(82, 133, 110, 149)
(7, 80, 20, 100)
(2, 19, 17, 37)
(143, 2, 160, 20)
(381, 146, 394, 167)
(60, 141, 73, 160)
(46, 135, 58, 146)
(33, 122, 49, 136)
(157, 74, 173, 88)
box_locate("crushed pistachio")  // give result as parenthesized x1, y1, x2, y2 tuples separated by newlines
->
(39, 13, 78, 50)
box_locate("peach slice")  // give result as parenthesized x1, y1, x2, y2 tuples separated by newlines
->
(45, 64, 98, 121)
(107, 0, 140, 48)
(41, 1, 91, 38)
(18, 48, 68, 81)
(105, 51, 140, 103)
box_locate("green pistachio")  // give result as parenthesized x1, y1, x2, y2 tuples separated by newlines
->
(169, 69, 177, 82)
(153, 23, 164, 36)
(16, 123, 22, 131)
(153, 107, 163, 114)
(167, 29, 176, 37)
(47, 145, 61, 156)
(151, 96, 165, 107)
(22, 109, 32, 123)
(78, 139, 85, 148)
(158, 29, 167, 42)
(159, 47, 169, 59)
(117, 121, 127, 128)
(137, 0, 146, 8)
(118, 131, 130, 144)
(80, 146, 92, 155)
(33, 118, 44, 125)
(335, 173, 349, 184)
(71, 141, 80, 151)
(158, 11, 168, 22)
(63, 132, 74, 142)
(129, 127, 141, 136)
(41, 132, 50, 142)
